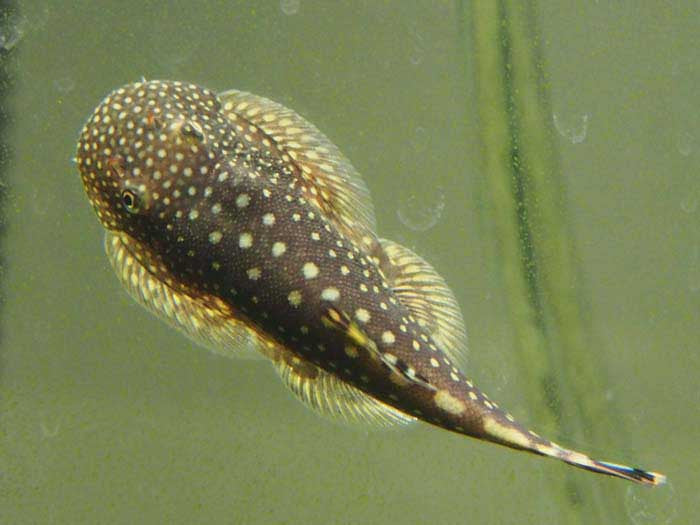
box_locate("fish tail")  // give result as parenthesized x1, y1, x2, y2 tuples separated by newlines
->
(551, 446, 667, 486)
(480, 413, 666, 486)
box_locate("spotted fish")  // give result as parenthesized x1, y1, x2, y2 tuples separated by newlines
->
(76, 80, 665, 486)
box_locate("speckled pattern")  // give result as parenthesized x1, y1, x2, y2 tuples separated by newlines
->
(76, 80, 664, 486)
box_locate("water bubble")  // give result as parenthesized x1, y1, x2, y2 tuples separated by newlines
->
(53, 76, 75, 94)
(552, 112, 589, 144)
(280, 0, 300, 15)
(397, 187, 445, 232)
(680, 187, 698, 214)
(411, 126, 428, 152)
(625, 480, 677, 525)
(407, 23, 425, 66)
(676, 130, 694, 157)
(409, 47, 424, 66)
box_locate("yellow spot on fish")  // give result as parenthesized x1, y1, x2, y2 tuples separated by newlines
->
(247, 267, 261, 280)
(302, 262, 319, 279)
(344, 345, 359, 358)
(321, 287, 340, 301)
(288, 290, 302, 307)
(236, 193, 250, 208)
(355, 308, 370, 323)
(434, 390, 466, 415)
(271, 241, 287, 257)
(383, 352, 398, 365)
(381, 331, 395, 345)
(239, 232, 253, 249)
(208, 231, 223, 244)
(262, 213, 276, 226)
(483, 418, 533, 450)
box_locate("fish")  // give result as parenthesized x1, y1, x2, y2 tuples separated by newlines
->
(76, 79, 665, 486)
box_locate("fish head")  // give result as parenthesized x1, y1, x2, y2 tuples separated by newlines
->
(76, 80, 225, 244)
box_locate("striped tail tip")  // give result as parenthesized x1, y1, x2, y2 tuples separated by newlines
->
(582, 459, 667, 487)
(559, 449, 667, 487)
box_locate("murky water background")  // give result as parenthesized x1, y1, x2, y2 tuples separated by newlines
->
(1, 2, 697, 524)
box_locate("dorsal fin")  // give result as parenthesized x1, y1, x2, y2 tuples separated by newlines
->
(218, 89, 377, 244)
(105, 231, 278, 361)
(273, 348, 415, 427)
(378, 238, 469, 370)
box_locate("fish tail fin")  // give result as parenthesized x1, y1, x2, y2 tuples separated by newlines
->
(553, 447, 667, 486)
(480, 413, 666, 486)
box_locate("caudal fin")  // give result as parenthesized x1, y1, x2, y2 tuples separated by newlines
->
(556, 449, 666, 486)
(480, 414, 666, 486)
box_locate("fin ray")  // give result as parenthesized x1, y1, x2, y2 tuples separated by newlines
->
(274, 349, 415, 427)
(379, 239, 468, 370)
(218, 89, 377, 244)
(105, 232, 278, 361)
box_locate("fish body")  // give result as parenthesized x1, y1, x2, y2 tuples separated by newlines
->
(77, 80, 664, 486)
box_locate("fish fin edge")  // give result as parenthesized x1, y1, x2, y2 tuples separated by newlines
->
(378, 238, 469, 371)
(217, 89, 377, 243)
(105, 231, 276, 361)
(273, 350, 415, 428)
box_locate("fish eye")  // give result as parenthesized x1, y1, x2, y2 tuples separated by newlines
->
(182, 120, 205, 143)
(121, 189, 139, 213)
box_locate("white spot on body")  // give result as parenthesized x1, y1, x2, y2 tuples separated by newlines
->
(302, 262, 319, 279)
(239, 232, 253, 249)
(288, 290, 302, 307)
(247, 268, 261, 280)
(209, 231, 223, 244)
(383, 353, 398, 365)
(321, 287, 340, 301)
(272, 242, 287, 257)
(262, 213, 276, 226)
(381, 331, 396, 345)
(236, 193, 250, 208)
(434, 390, 466, 415)
(355, 308, 370, 323)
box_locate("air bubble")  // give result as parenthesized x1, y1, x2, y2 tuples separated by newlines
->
(411, 126, 428, 152)
(407, 24, 425, 66)
(553, 112, 589, 144)
(54, 76, 76, 94)
(676, 130, 694, 157)
(625, 480, 677, 525)
(680, 187, 698, 214)
(397, 187, 445, 232)
(280, 0, 300, 15)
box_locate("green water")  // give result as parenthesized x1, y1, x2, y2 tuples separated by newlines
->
(1, 2, 696, 524)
